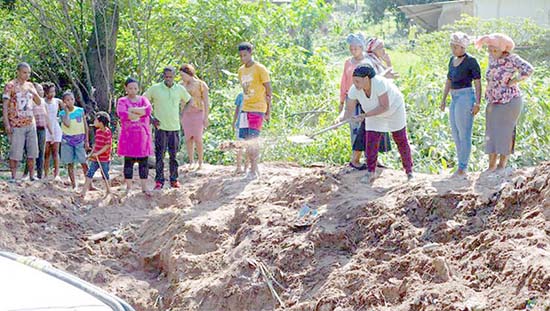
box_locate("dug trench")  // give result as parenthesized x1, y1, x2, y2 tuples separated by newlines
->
(0, 162, 549, 310)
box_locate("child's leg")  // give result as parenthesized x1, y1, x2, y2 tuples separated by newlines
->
(81, 161, 98, 196)
(44, 142, 51, 178)
(81, 163, 89, 175)
(68, 163, 76, 188)
(81, 177, 92, 196)
(53, 142, 60, 178)
(100, 162, 111, 193)
(185, 136, 194, 165)
(196, 137, 204, 169)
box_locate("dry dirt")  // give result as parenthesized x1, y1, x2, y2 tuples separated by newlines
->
(1, 162, 549, 311)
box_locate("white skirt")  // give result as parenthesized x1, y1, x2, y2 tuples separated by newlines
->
(46, 122, 63, 142)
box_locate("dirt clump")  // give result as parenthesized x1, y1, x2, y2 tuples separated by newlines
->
(1, 162, 549, 310)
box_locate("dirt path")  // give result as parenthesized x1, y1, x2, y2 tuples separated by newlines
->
(1, 162, 549, 310)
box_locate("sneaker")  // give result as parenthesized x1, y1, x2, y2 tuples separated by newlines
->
(7, 178, 17, 184)
(170, 180, 180, 188)
(407, 173, 414, 181)
(360, 171, 375, 185)
(154, 181, 164, 190)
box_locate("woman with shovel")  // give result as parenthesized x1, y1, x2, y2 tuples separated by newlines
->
(343, 65, 413, 184)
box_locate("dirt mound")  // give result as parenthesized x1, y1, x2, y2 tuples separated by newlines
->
(1, 163, 549, 310)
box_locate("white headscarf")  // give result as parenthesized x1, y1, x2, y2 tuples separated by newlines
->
(450, 32, 471, 48)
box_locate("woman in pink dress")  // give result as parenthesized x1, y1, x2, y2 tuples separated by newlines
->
(117, 78, 153, 195)
(180, 64, 210, 170)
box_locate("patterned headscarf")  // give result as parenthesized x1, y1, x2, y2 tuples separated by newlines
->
(475, 33, 515, 52)
(450, 32, 470, 48)
(366, 37, 384, 53)
(346, 33, 366, 48)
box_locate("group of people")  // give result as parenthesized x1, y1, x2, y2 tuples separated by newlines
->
(2, 42, 271, 195)
(1, 31, 535, 190)
(339, 32, 533, 183)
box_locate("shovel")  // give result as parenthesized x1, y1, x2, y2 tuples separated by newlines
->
(287, 113, 365, 144)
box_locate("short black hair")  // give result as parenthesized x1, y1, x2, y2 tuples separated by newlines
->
(125, 77, 138, 86)
(163, 67, 176, 75)
(95, 111, 110, 127)
(352, 65, 376, 79)
(62, 90, 74, 100)
(238, 42, 253, 52)
(16, 62, 31, 71)
(42, 82, 55, 93)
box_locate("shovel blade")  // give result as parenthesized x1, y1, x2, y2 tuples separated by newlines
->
(287, 135, 314, 144)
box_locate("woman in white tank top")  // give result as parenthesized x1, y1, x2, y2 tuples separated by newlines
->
(42, 82, 63, 179)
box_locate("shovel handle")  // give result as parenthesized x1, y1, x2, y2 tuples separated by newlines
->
(309, 114, 365, 138)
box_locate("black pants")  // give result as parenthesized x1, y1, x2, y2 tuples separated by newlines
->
(23, 127, 46, 178)
(124, 157, 149, 180)
(154, 129, 179, 183)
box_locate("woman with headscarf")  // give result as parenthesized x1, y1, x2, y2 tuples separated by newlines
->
(365, 37, 397, 79)
(440, 32, 482, 176)
(342, 65, 413, 184)
(475, 33, 534, 172)
(339, 33, 369, 170)
(364, 37, 396, 157)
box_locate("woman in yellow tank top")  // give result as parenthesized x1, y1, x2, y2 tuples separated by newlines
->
(180, 64, 210, 170)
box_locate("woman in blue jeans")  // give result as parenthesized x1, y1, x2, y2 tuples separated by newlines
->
(440, 32, 482, 176)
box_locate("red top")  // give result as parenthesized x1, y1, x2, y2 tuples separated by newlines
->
(93, 127, 112, 162)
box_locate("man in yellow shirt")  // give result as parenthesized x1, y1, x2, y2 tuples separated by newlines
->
(237, 42, 272, 179)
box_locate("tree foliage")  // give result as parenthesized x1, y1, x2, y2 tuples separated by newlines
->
(0, 1, 548, 172)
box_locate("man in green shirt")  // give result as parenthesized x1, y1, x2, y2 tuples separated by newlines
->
(144, 67, 192, 190)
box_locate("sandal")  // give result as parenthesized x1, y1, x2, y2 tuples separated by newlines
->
(349, 162, 367, 171)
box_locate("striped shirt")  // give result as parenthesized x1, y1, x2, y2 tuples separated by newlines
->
(93, 127, 112, 162)
(33, 99, 48, 128)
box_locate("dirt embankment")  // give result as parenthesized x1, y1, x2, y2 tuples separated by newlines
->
(1, 162, 549, 310)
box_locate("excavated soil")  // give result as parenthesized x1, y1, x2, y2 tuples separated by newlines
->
(1, 162, 549, 310)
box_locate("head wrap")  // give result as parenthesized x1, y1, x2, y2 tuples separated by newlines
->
(475, 33, 515, 52)
(346, 33, 366, 48)
(352, 65, 376, 79)
(450, 32, 471, 48)
(366, 37, 384, 53)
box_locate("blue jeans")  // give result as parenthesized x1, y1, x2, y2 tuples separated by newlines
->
(87, 161, 110, 180)
(450, 87, 475, 171)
